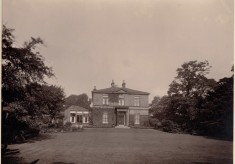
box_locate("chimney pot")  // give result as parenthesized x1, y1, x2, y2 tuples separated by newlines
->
(111, 80, 115, 87)
(122, 80, 126, 88)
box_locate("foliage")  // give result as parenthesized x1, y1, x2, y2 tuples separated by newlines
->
(168, 60, 216, 98)
(2, 25, 53, 105)
(63, 122, 72, 131)
(149, 96, 161, 114)
(199, 75, 233, 138)
(23, 83, 65, 119)
(166, 61, 216, 132)
(108, 93, 119, 103)
(151, 60, 233, 139)
(2, 25, 65, 144)
(161, 120, 181, 133)
(65, 94, 91, 109)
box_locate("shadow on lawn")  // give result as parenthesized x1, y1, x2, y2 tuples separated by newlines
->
(2, 134, 54, 163)
(26, 133, 55, 143)
(2, 148, 40, 164)
(203, 135, 233, 141)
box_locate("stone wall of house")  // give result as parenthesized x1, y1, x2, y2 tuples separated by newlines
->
(129, 114, 149, 127)
(125, 94, 149, 107)
(129, 115, 135, 126)
(92, 107, 116, 127)
(140, 115, 149, 126)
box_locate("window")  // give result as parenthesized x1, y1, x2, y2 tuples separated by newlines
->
(70, 113, 76, 123)
(102, 112, 108, 124)
(119, 95, 125, 106)
(135, 114, 140, 124)
(134, 96, 140, 106)
(77, 114, 82, 123)
(103, 95, 109, 105)
(83, 115, 89, 123)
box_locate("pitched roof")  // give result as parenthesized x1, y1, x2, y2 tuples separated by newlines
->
(66, 105, 89, 111)
(92, 86, 149, 95)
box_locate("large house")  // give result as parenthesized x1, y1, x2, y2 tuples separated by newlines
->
(92, 81, 149, 128)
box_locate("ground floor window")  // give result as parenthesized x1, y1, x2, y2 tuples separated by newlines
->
(70, 113, 76, 123)
(83, 115, 89, 123)
(103, 112, 108, 124)
(135, 114, 140, 125)
(77, 115, 83, 123)
(70, 111, 89, 124)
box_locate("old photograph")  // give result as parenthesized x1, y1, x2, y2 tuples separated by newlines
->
(2, 0, 233, 163)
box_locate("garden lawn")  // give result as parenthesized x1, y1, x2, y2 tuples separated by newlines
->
(4, 128, 233, 164)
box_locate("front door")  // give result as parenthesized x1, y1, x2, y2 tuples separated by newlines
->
(117, 112, 125, 125)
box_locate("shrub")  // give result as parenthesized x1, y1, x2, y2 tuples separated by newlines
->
(63, 122, 72, 132)
(149, 118, 161, 128)
(161, 120, 181, 133)
(143, 120, 150, 127)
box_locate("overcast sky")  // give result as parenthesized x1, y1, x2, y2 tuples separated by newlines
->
(3, 0, 234, 101)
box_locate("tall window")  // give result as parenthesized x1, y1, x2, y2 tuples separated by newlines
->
(70, 113, 76, 123)
(103, 95, 109, 105)
(135, 114, 140, 124)
(119, 95, 125, 106)
(77, 114, 82, 123)
(83, 115, 89, 123)
(134, 96, 140, 106)
(103, 112, 108, 124)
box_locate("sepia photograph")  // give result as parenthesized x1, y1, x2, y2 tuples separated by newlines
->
(2, 0, 233, 163)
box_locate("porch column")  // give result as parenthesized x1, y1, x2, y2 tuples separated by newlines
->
(127, 110, 129, 126)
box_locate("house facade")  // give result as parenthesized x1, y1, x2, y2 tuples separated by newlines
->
(64, 105, 90, 127)
(92, 81, 149, 128)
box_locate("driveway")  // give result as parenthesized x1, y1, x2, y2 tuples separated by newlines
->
(3, 128, 233, 164)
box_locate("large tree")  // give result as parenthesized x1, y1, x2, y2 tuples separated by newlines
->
(65, 93, 91, 109)
(168, 60, 216, 98)
(2, 25, 64, 144)
(2, 25, 53, 105)
(154, 61, 216, 132)
(199, 70, 233, 138)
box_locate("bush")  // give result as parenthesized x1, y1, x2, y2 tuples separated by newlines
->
(63, 122, 72, 132)
(71, 124, 83, 132)
(149, 118, 161, 128)
(161, 120, 181, 133)
(143, 120, 150, 127)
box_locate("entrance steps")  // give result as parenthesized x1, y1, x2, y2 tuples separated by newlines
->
(115, 125, 130, 129)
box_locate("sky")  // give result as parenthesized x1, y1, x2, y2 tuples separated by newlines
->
(3, 0, 234, 102)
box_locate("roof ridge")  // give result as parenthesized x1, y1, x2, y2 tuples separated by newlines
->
(92, 86, 149, 95)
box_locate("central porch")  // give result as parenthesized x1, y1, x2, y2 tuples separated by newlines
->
(115, 108, 129, 127)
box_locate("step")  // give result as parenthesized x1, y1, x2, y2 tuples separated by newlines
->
(115, 125, 130, 129)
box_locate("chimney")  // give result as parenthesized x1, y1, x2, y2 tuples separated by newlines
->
(122, 80, 126, 88)
(93, 86, 96, 91)
(111, 80, 115, 87)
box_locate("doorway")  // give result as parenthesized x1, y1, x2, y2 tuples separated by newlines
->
(117, 112, 126, 125)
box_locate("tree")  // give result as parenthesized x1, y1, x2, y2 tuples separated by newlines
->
(200, 70, 233, 138)
(23, 83, 65, 120)
(2, 25, 64, 144)
(149, 96, 161, 115)
(168, 60, 216, 131)
(168, 60, 216, 98)
(65, 93, 91, 109)
(2, 25, 53, 105)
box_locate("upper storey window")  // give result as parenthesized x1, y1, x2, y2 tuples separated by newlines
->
(134, 96, 140, 106)
(102, 95, 109, 105)
(119, 95, 125, 106)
